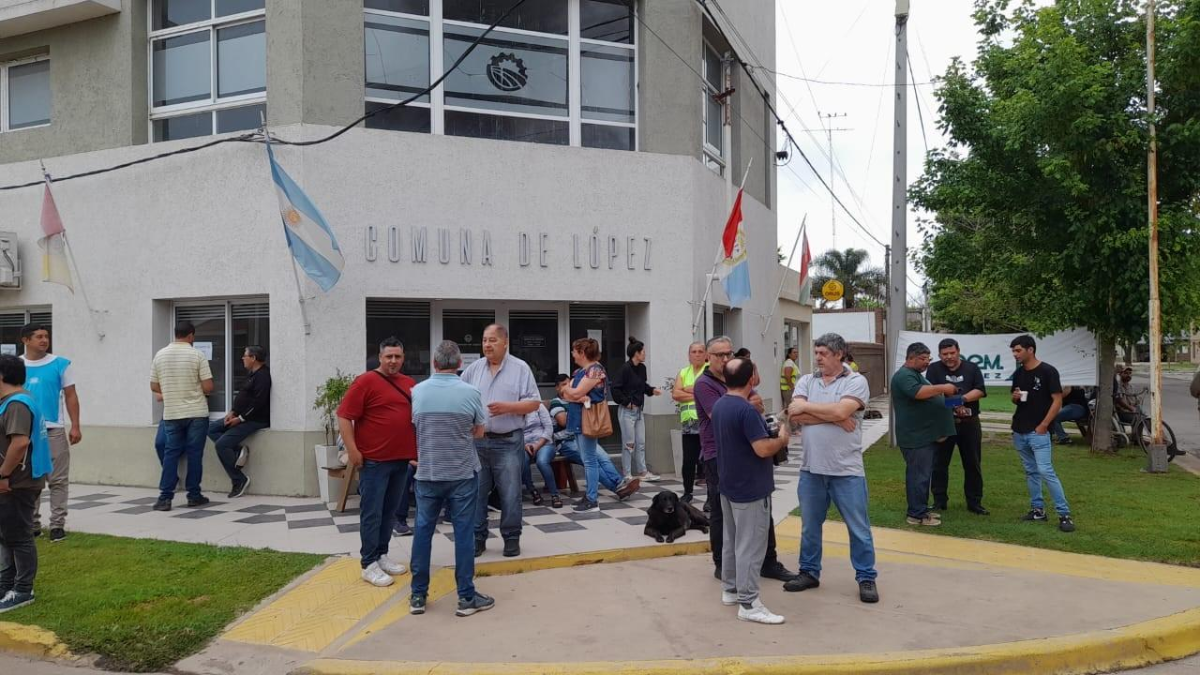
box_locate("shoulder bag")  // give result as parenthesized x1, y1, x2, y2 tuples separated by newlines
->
(581, 366, 613, 439)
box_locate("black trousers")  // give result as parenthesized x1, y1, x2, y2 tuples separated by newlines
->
(681, 434, 701, 496)
(931, 418, 984, 509)
(704, 458, 778, 570)
(0, 488, 40, 594)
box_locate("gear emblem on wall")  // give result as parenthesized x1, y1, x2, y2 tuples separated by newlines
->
(487, 53, 529, 92)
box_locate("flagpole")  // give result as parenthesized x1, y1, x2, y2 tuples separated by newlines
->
(761, 216, 806, 338)
(40, 162, 105, 340)
(691, 158, 754, 340)
(260, 113, 312, 335)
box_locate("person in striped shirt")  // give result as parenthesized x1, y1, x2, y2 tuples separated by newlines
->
(408, 340, 494, 618)
(150, 321, 214, 512)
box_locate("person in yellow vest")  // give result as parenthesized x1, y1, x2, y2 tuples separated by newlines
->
(672, 342, 708, 503)
(780, 347, 800, 408)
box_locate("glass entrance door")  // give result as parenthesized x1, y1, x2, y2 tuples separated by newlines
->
(509, 310, 558, 389)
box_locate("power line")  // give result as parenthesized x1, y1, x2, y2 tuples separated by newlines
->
(907, 50, 930, 155)
(761, 68, 933, 88)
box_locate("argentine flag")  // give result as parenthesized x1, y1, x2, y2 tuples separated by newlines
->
(267, 144, 344, 292)
(717, 188, 751, 307)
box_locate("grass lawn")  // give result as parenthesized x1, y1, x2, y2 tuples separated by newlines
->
(3, 533, 322, 672)
(976, 386, 1016, 415)
(800, 436, 1200, 566)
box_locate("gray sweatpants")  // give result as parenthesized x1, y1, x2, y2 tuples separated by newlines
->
(721, 495, 771, 605)
(33, 428, 70, 531)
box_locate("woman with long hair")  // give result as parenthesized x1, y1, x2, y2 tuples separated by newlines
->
(562, 338, 639, 512)
(611, 337, 663, 482)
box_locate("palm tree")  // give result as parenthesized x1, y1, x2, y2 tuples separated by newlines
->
(810, 248, 886, 309)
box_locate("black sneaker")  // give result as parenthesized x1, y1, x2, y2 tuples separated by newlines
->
(859, 580, 880, 603)
(474, 540, 486, 558)
(32, 528, 42, 538)
(783, 571, 820, 593)
(392, 522, 413, 537)
(967, 505, 991, 516)
(153, 499, 172, 512)
(682, 493, 694, 503)
(409, 594, 427, 615)
(573, 499, 599, 513)
(1059, 515, 1076, 533)
(760, 560, 799, 582)
(1022, 508, 1047, 522)
(503, 539, 520, 557)
(186, 495, 210, 508)
(713, 566, 721, 581)
(228, 478, 250, 499)
(456, 592, 495, 617)
(49, 528, 66, 543)
(932, 502, 948, 511)
(703, 501, 712, 513)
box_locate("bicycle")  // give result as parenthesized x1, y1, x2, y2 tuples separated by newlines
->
(1091, 389, 1179, 460)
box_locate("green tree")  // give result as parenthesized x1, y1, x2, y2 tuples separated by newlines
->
(810, 248, 886, 309)
(911, 0, 1200, 451)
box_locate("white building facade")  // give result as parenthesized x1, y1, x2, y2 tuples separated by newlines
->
(0, 0, 798, 496)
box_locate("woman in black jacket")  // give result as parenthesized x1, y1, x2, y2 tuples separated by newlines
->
(611, 337, 662, 481)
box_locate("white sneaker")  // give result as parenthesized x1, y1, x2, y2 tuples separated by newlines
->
(377, 555, 407, 576)
(721, 590, 738, 606)
(642, 472, 662, 483)
(361, 562, 394, 587)
(737, 599, 785, 625)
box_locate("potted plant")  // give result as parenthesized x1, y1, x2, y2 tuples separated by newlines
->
(313, 371, 355, 502)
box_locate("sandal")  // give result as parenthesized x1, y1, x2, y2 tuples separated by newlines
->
(531, 490, 544, 507)
(551, 494, 563, 509)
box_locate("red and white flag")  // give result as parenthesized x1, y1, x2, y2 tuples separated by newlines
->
(797, 226, 812, 305)
(38, 175, 73, 292)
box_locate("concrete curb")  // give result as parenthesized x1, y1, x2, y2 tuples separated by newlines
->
(294, 606, 1200, 675)
(0, 620, 73, 661)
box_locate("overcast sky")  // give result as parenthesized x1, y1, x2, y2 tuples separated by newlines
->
(772, 1, 982, 303)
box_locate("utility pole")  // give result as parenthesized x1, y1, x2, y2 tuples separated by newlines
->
(887, 0, 909, 447)
(1146, 0, 1167, 470)
(822, 112, 848, 250)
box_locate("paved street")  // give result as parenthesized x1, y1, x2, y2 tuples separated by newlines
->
(1132, 368, 1200, 453)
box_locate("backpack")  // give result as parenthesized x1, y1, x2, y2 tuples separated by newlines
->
(0, 393, 52, 479)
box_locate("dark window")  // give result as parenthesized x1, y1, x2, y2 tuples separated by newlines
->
(216, 104, 265, 133)
(568, 304, 625, 376)
(441, 309, 496, 372)
(366, 300, 432, 381)
(365, 0, 429, 15)
(365, 101, 432, 133)
(0, 311, 51, 356)
(216, 0, 265, 17)
(153, 111, 211, 142)
(443, 0, 568, 35)
(365, 14, 430, 102)
(153, 0, 211, 31)
(509, 311, 558, 387)
(175, 304, 228, 413)
(442, 25, 568, 117)
(231, 302, 269, 401)
(581, 0, 633, 44)
(445, 110, 568, 145)
(582, 124, 634, 151)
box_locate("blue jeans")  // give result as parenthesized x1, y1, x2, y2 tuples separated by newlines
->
(358, 459, 408, 567)
(474, 435, 523, 542)
(618, 405, 647, 477)
(1013, 432, 1070, 516)
(899, 443, 937, 519)
(798, 471, 877, 582)
(395, 465, 414, 525)
(534, 438, 583, 495)
(410, 477, 479, 601)
(207, 419, 268, 486)
(154, 420, 167, 465)
(158, 417, 208, 501)
(578, 434, 623, 503)
(1050, 404, 1088, 441)
(521, 449, 537, 494)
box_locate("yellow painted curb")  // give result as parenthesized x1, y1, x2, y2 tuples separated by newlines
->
(223, 557, 405, 653)
(0, 621, 73, 660)
(296, 606, 1200, 675)
(342, 540, 710, 650)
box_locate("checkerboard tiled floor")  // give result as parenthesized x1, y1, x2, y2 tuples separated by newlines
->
(49, 414, 886, 565)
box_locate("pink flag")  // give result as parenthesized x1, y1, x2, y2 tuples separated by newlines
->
(38, 177, 73, 291)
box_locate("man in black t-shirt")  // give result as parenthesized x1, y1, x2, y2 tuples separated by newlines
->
(1009, 336, 1074, 532)
(925, 339, 989, 515)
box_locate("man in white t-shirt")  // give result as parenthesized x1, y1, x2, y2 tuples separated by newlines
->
(19, 324, 81, 543)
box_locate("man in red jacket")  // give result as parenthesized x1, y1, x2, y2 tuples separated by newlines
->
(338, 337, 417, 587)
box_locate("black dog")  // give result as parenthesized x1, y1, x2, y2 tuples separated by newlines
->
(645, 491, 710, 543)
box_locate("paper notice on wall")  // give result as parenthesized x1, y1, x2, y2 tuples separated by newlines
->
(587, 329, 602, 344)
(0, 344, 15, 356)
(194, 341, 214, 360)
(461, 353, 481, 367)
